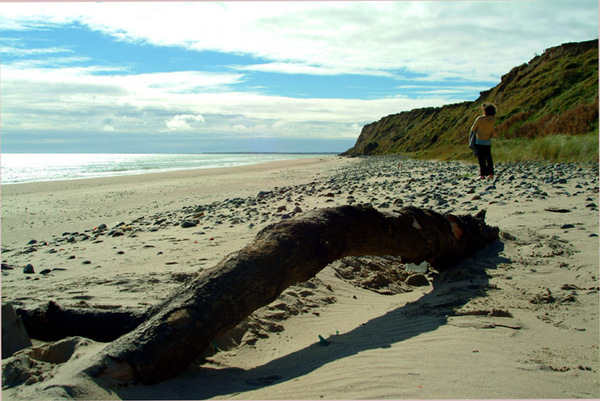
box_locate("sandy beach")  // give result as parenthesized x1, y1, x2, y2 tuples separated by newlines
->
(1, 155, 599, 399)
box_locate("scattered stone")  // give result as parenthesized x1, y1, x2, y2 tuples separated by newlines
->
(544, 207, 571, 213)
(23, 264, 35, 274)
(405, 273, 429, 286)
(257, 191, 273, 198)
(181, 220, 198, 228)
(500, 231, 516, 241)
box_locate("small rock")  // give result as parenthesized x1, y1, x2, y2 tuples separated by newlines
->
(257, 191, 273, 198)
(405, 273, 429, 286)
(544, 207, 571, 213)
(181, 220, 198, 228)
(39, 269, 52, 275)
(23, 264, 35, 274)
(500, 231, 516, 241)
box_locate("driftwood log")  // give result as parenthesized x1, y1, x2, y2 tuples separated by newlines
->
(86, 204, 498, 384)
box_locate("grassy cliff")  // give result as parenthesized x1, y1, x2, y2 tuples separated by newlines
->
(343, 40, 598, 163)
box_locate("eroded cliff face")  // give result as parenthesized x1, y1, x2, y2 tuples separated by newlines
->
(343, 40, 598, 156)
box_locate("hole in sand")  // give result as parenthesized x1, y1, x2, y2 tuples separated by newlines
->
(30, 337, 85, 364)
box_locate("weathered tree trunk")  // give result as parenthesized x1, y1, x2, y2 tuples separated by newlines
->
(93, 205, 498, 384)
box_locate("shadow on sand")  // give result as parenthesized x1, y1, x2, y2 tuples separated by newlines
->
(116, 240, 509, 400)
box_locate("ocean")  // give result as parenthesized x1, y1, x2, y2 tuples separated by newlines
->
(0, 153, 333, 185)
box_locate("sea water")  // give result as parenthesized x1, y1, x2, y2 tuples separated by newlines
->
(0, 153, 332, 185)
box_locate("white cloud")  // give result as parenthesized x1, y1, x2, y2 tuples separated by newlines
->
(232, 62, 394, 78)
(1, 1, 597, 82)
(1, 45, 73, 56)
(165, 114, 205, 131)
(1, 60, 456, 139)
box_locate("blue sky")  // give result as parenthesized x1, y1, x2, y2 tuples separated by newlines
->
(1, 1, 598, 153)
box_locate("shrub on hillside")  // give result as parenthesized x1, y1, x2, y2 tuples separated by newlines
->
(497, 97, 598, 139)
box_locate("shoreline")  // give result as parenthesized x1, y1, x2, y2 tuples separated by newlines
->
(1, 156, 598, 399)
(0, 154, 339, 187)
(1, 156, 347, 248)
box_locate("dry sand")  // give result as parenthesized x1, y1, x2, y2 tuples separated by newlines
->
(1, 155, 599, 399)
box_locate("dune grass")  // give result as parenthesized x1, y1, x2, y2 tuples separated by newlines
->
(414, 132, 599, 164)
(493, 133, 599, 163)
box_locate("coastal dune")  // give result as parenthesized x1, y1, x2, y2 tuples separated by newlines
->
(1, 156, 598, 399)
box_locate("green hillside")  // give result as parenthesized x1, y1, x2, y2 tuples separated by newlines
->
(343, 40, 598, 163)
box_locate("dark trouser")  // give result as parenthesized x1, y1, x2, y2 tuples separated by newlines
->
(475, 145, 494, 176)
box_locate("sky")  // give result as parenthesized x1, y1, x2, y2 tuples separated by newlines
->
(1, 1, 598, 154)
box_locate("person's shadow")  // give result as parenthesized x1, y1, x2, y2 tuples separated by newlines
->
(116, 240, 509, 400)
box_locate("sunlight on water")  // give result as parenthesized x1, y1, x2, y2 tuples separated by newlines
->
(0, 153, 330, 184)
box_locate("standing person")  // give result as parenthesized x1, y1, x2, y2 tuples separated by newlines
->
(470, 103, 497, 180)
